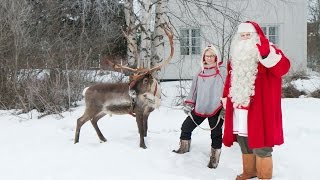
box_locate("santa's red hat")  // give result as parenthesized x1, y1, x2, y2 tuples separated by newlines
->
(246, 21, 267, 38)
(237, 21, 267, 39)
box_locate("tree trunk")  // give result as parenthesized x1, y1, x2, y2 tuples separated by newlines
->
(124, 0, 138, 67)
(152, 0, 168, 68)
(139, 0, 152, 68)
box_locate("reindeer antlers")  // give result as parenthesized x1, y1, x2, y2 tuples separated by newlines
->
(149, 24, 174, 72)
(109, 23, 174, 75)
(106, 60, 138, 72)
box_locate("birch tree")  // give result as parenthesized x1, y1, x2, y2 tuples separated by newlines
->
(124, 0, 138, 66)
(138, 0, 152, 68)
(123, 0, 171, 69)
(152, 0, 168, 67)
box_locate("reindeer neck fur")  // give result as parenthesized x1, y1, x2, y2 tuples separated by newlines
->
(132, 77, 161, 113)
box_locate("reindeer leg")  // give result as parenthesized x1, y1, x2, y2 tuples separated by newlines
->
(91, 113, 107, 143)
(143, 113, 150, 137)
(136, 113, 147, 149)
(74, 114, 91, 144)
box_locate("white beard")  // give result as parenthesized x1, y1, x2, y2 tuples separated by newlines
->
(229, 39, 260, 107)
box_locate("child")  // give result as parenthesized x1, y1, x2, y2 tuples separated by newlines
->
(173, 44, 225, 169)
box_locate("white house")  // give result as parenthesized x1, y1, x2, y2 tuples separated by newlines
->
(159, 0, 307, 80)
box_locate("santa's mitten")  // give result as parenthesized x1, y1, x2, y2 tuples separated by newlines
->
(256, 37, 270, 59)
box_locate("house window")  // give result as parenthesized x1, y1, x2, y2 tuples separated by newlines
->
(261, 25, 279, 45)
(180, 28, 201, 55)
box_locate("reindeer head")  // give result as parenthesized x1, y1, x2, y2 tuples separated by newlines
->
(131, 72, 160, 109)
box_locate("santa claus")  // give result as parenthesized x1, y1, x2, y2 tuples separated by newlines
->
(221, 21, 290, 180)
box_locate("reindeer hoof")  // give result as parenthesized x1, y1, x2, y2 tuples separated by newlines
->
(100, 138, 107, 143)
(140, 144, 147, 149)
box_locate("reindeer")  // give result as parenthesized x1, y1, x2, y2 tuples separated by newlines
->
(74, 27, 174, 149)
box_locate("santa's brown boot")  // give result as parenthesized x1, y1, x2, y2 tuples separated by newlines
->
(172, 140, 191, 154)
(236, 154, 257, 180)
(207, 148, 221, 169)
(256, 156, 273, 180)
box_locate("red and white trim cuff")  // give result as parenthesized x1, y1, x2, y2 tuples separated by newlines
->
(259, 46, 282, 68)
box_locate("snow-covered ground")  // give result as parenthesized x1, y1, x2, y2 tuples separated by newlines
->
(0, 80, 319, 180)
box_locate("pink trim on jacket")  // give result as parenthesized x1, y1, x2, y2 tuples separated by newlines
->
(185, 100, 195, 105)
(193, 105, 222, 118)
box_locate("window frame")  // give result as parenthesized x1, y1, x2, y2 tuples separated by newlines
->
(179, 28, 201, 55)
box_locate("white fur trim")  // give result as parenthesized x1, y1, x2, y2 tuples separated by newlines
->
(237, 23, 256, 33)
(259, 46, 282, 68)
(233, 108, 248, 136)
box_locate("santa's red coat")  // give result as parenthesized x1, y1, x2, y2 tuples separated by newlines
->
(222, 47, 291, 149)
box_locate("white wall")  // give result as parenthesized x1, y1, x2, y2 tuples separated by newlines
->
(159, 0, 307, 80)
(240, 0, 307, 73)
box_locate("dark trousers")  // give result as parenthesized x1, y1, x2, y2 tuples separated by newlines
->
(237, 135, 273, 157)
(180, 109, 223, 149)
